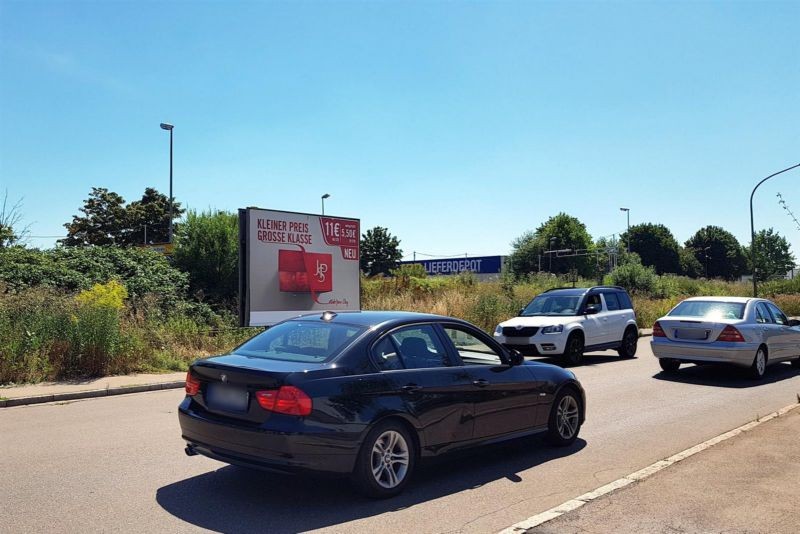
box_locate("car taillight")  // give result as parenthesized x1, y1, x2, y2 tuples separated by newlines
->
(716, 325, 745, 342)
(255, 386, 312, 416)
(185, 372, 201, 396)
(652, 321, 666, 337)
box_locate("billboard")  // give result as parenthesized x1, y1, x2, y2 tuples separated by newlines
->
(399, 255, 504, 276)
(239, 208, 360, 326)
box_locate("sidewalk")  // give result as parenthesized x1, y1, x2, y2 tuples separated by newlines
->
(0, 371, 186, 407)
(528, 405, 800, 534)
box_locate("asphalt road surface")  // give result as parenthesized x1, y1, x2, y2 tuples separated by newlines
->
(3, 340, 800, 534)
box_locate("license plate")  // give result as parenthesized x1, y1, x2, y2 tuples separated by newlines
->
(674, 328, 709, 340)
(207, 383, 249, 412)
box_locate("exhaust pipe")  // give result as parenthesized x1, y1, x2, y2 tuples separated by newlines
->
(185, 445, 198, 457)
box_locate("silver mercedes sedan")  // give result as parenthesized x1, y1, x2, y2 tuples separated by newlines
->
(651, 296, 800, 379)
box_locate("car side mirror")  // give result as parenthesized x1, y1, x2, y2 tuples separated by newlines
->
(508, 349, 524, 366)
(789, 319, 800, 327)
(518, 308, 525, 316)
(584, 305, 600, 315)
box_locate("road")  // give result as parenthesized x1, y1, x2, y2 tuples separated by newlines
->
(2, 340, 799, 533)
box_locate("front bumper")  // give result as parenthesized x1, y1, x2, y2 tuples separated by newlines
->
(650, 339, 759, 368)
(494, 333, 567, 355)
(179, 400, 360, 475)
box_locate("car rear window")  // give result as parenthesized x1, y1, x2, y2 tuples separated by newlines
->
(668, 301, 745, 320)
(234, 321, 365, 363)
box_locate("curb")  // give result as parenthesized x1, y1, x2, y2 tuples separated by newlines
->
(499, 401, 800, 533)
(0, 380, 185, 408)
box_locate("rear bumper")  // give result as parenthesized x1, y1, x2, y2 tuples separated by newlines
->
(650, 339, 758, 367)
(179, 400, 360, 475)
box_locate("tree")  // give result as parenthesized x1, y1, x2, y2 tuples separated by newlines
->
(508, 213, 594, 278)
(173, 210, 239, 306)
(360, 227, 402, 276)
(127, 187, 183, 245)
(1, 190, 30, 248)
(684, 226, 747, 280)
(678, 247, 703, 278)
(620, 223, 681, 275)
(750, 228, 796, 282)
(61, 187, 183, 247)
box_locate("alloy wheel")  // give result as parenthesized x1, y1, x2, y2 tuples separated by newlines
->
(556, 395, 580, 440)
(370, 430, 410, 489)
(756, 349, 766, 376)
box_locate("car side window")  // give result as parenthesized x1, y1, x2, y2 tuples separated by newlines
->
(390, 325, 450, 369)
(617, 291, 633, 310)
(585, 294, 602, 311)
(766, 303, 788, 326)
(755, 303, 773, 324)
(372, 337, 404, 371)
(603, 292, 620, 311)
(443, 327, 503, 366)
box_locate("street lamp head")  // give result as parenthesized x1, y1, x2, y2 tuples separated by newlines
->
(619, 207, 629, 212)
(321, 193, 330, 200)
(160, 123, 174, 131)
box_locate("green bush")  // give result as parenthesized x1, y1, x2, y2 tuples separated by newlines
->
(610, 259, 657, 295)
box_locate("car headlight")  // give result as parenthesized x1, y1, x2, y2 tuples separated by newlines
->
(494, 325, 503, 335)
(541, 325, 564, 334)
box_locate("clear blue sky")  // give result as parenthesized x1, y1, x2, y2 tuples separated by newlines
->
(1, 1, 798, 262)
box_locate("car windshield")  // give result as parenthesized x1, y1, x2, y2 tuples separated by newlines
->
(668, 301, 746, 320)
(234, 321, 366, 363)
(521, 294, 582, 316)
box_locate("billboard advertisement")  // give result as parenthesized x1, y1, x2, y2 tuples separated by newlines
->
(239, 208, 360, 326)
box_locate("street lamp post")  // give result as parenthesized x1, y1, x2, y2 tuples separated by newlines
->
(159, 123, 174, 243)
(549, 237, 557, 273)
(749, 163, 800, 297)
(619, 207, 630, 253)
(321, 193, 330, 215)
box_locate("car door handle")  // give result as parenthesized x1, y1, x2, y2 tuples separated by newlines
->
(472, 379, 490, 388)
(401, 384, 423, 393)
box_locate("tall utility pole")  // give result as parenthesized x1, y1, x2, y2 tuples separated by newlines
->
(749, 163, 800, 297)
(160, 123, 175, 243)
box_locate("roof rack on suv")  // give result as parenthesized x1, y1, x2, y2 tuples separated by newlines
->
(543, 287, 588, 292)
(542, 285, 626, 293)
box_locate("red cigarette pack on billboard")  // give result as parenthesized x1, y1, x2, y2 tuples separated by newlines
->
(278, 249, 333, 293)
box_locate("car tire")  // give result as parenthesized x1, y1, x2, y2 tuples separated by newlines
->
(659, 358, 680, 372)
(563, 332, 584, 366)
(546, 387, 582, 446)
(617, 327, 638, 359)
(748, 347, 768, 380)
(351, 420, 415, 499)
(792, 357, 800, 369)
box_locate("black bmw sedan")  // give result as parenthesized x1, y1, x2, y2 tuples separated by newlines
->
(179, 311, 586, 498)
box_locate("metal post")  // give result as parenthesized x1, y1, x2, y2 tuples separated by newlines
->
(160, 122, 175, 244)
(749, 163, 800, 297)
(168, 129, 173, 243)
(321, 193, 330, 215)
(620, 208, 630, 253)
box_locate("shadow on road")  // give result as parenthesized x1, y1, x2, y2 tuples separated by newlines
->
(156, 435, 586, 533)
(528, 352, 628, 368)
(652, 361, 800, 388)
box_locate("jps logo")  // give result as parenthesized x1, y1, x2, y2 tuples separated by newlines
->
(315, 260, 328, 282)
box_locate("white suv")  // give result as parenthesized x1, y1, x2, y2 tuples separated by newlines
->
(493, 286, 639, 366)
